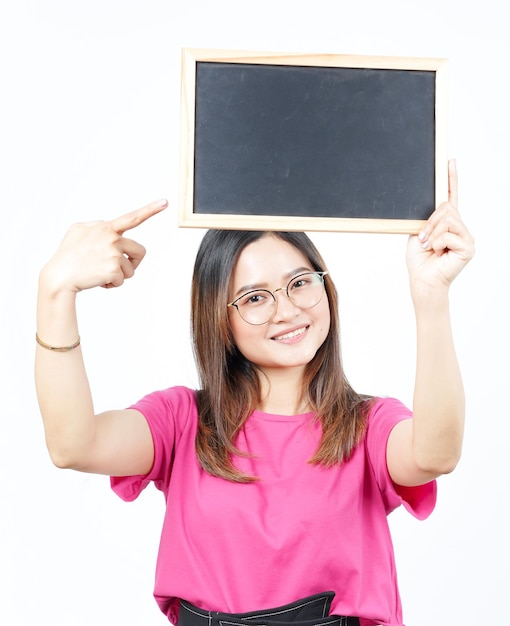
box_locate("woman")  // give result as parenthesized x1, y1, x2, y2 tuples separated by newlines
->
(35, 160, 474, 626)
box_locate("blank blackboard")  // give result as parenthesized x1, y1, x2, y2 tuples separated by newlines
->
(179, 49, 448, 233)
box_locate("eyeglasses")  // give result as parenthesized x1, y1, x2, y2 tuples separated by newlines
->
(228, 271, 328, 325)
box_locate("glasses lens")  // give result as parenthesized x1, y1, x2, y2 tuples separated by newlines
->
(236, 290, 276, 325)
(287, 272, 326, 309)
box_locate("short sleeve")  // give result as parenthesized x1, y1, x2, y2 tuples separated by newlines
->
(365, 397, 437, 520)
(110, 386, 196, 502)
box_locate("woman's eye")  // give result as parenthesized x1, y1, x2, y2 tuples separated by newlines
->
(290, 276, 310, 290)
(240, 292, 267, 306)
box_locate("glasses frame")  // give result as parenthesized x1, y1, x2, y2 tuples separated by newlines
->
(228, 271, 329, 325)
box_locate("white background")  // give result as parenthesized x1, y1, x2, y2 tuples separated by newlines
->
(1, 1, 508, 625)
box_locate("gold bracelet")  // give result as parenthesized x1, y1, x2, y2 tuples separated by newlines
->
(36, 333, 81, 352)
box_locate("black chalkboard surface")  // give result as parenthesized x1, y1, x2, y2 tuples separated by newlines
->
(179, 49, 448, 233)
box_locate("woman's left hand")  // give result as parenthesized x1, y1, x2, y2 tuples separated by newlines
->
(406, 160, 475, 298)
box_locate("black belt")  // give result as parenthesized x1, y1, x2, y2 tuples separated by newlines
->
(178, 592, 360, 626)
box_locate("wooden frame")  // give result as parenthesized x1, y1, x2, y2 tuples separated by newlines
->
(179, 48, 448, 233)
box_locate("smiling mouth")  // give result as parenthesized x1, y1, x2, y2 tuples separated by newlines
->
(272, 326, 309, 341)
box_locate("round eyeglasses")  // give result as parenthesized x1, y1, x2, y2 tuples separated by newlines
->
(228, 271, 329, 325)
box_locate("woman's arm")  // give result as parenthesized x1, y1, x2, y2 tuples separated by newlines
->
(35, 199, 167, 476)
(387, 161, 475, 487)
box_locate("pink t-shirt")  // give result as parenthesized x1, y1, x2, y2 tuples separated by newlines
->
(111, 386, 436, 626)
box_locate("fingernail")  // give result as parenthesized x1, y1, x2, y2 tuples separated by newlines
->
(418, 231, 426, 241)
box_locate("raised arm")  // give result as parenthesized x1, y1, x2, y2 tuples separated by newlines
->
(387, 161, 475, 487)
(35, 199, 168, 476)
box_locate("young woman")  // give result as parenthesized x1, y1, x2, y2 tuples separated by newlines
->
(35, 160, 474, 626)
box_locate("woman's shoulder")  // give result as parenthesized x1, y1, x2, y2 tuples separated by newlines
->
(129, 385, 198, 430)
(132, 385, 197, 407)
(364, 396, 412, 447)
(368, 396, 412, 422)
(362, 396, 412, 461)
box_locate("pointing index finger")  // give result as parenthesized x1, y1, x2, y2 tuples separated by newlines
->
(110, 198, 168, 234)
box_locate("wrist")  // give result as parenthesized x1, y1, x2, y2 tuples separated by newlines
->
(37, 265, 80, 344)
(38, 262, 80, 300)
(410, 279, 450, 311)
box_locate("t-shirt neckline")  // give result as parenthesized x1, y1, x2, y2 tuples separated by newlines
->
(250, 409, 316, 422)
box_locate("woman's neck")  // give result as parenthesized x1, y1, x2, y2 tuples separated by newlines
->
(257, 367, 311, 415)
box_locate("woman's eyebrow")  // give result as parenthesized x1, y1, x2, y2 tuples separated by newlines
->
(232, 266, 313, 297)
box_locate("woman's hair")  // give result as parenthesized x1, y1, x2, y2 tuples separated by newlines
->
(191, 230, 372, 482)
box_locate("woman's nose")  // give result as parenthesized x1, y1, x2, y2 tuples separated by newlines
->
(271, 290, 300, 322)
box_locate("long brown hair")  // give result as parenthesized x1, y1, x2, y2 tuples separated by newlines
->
(191, 230, 372, 482)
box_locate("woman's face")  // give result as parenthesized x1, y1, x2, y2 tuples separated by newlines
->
(227, 234, 331, 374)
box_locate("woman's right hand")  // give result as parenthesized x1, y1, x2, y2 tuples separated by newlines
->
(36, 198, 167, 475)
(41, 198, 168, 293)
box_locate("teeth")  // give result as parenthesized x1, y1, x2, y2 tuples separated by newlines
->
(274, 327, 306, 341)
